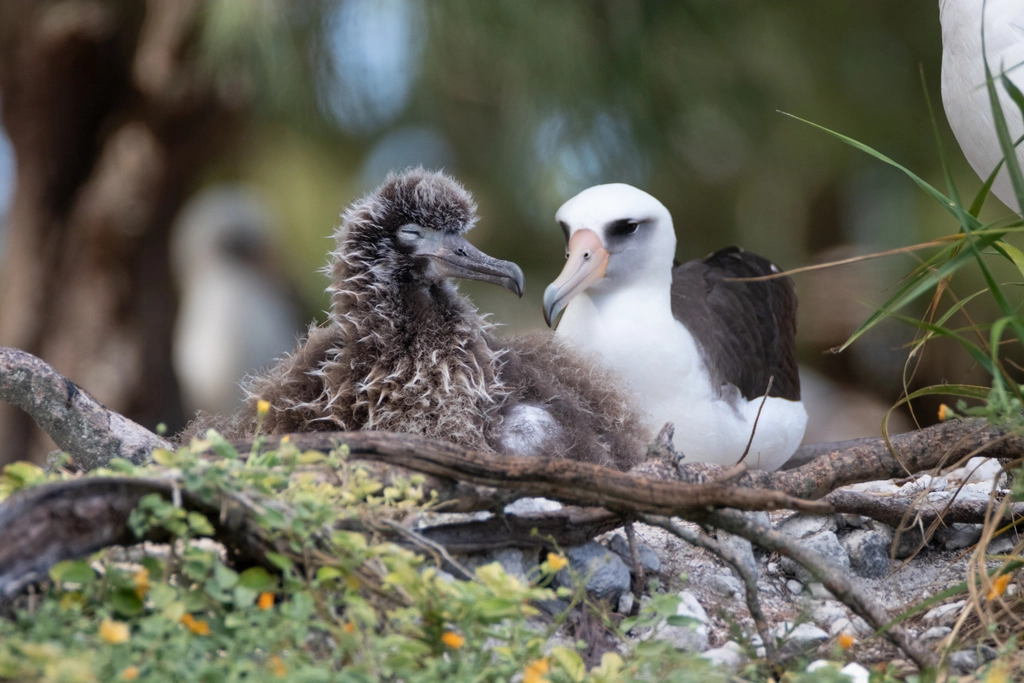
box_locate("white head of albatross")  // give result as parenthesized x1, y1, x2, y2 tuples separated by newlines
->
(543, 183, 807, 471)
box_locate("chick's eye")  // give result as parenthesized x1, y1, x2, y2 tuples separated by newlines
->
(399, 225, 423, 238)
(624, 221, 639, 235)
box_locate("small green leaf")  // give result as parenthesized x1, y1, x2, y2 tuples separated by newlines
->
(204, 429, 239, 460)
(3, 462, 46, 488)
(233, 585, 257, 608)
(549, 646, 586, 682)
(214, 563, 239, 591)
(316, 566, 344, 582)
(141, 556, 164, 583)
(110, 588, 144, 617)
(224, 613, 249, 629)
(50, 560, 96, 586)
(238, 567, 275, 592)
(187, 511, 215, 536)
(265, 552, 293, 572)
(148, 583, 177, 609)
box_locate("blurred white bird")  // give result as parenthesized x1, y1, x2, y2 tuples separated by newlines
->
(940, 0, 1024, 213)
(172, 186, 303, 417)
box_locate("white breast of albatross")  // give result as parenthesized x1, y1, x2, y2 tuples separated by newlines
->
(543, 183, 807, 471)
(940, 0, 1024, 213)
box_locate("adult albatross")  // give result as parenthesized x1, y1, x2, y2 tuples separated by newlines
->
(940, 0, 1024, 214)
(191, 170, 648, 470)
(542, 183, 806, 471)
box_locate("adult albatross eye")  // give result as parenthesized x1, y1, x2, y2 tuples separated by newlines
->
(607, 218, 640, 237)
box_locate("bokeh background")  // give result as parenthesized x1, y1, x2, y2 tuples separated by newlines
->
(0, 0, 1014, 465)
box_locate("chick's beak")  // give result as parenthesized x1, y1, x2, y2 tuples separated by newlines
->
(428, 233, 525, 297)
(542, 229, 608, 328)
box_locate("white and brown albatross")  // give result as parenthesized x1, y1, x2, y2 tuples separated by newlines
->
(188, 170, 648, 470)
(542, 183, 806, 471)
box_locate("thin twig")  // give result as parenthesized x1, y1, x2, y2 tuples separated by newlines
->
(380, 519, 474, 581)
(640, 514, 778, 665)
(699, 508, 934, 670)
(737, 376, 773, 466)
(623, 522, 646, 597)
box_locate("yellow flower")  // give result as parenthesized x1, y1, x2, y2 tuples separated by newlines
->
(180, 613, 211, 635)
(133, 567, 150, 598)
(524, 658, 550, 683)
(99, 619, 130, 644)
(343, 621, 356, 633)
(257, 399, 271, 415)
(546, 553, 568, 572)
(838, 633, 855, 649)
(441, 631, 465, 648)
(938, 404, 951, 421)
(258, 591, 275, 610)
(269, 655, 287, 677)
(120, 666, 140, 680)
(987, 573, 1011, 600)
(281, 435, 291, 443)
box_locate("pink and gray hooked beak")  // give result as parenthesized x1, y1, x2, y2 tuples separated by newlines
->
(542, 229, 609, 328)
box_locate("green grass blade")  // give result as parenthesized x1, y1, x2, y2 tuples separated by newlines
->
(891, 315, 996, 375)
(839, 234, 1003, 351)
(993, 240, 1024, 279)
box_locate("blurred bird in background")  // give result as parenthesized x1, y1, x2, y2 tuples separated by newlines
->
(940, 0, 1024, 213)
(171, 186, 304, 418)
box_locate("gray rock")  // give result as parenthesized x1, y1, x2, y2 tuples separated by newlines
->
(808, 583, 833, 600)
(922, 600, 966, 626)
(829, 617, 854, 637)
(555, 542, 631, 602)
(936, 523, 982, 551)
(462, 548, 531, 581)
(920, 626, 951, 644)
(607, 534, 661, 573)
(617, 591, 635, 615)
(701, 641, 746, 671)
(786, 579, 804, 595)
(647, 591, 710, 652)
(891, 527, 927, 559)
(775, 622, 829, 656)
(837, 513, 867, 528)
(780, 530, 850, 583)
(709, 573, 744, 599)
(987, 534, 1018, 555)
(948, 650, 979, 675)
(777, 513, 835, 538)
(813, 601, 848, 628)
(503, 497, 563, 515)
(841, 528, 891, 578)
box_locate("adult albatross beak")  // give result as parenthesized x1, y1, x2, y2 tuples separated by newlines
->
(427, 233, 525, 297)
(543, 229, 608, 328)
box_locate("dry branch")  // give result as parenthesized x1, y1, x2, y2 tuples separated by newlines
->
(696, 508, 934, 670)
(241, 431, 831, 517)
(0, 476, 272, 601)
(0, 347, 172, 468)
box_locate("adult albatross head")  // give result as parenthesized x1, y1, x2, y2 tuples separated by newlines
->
(543, 183, 675, 327)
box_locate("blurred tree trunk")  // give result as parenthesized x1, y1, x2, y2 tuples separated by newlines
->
(0, 0, 236, 464)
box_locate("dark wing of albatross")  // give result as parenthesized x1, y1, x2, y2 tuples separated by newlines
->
(669, 246, 800, 403)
